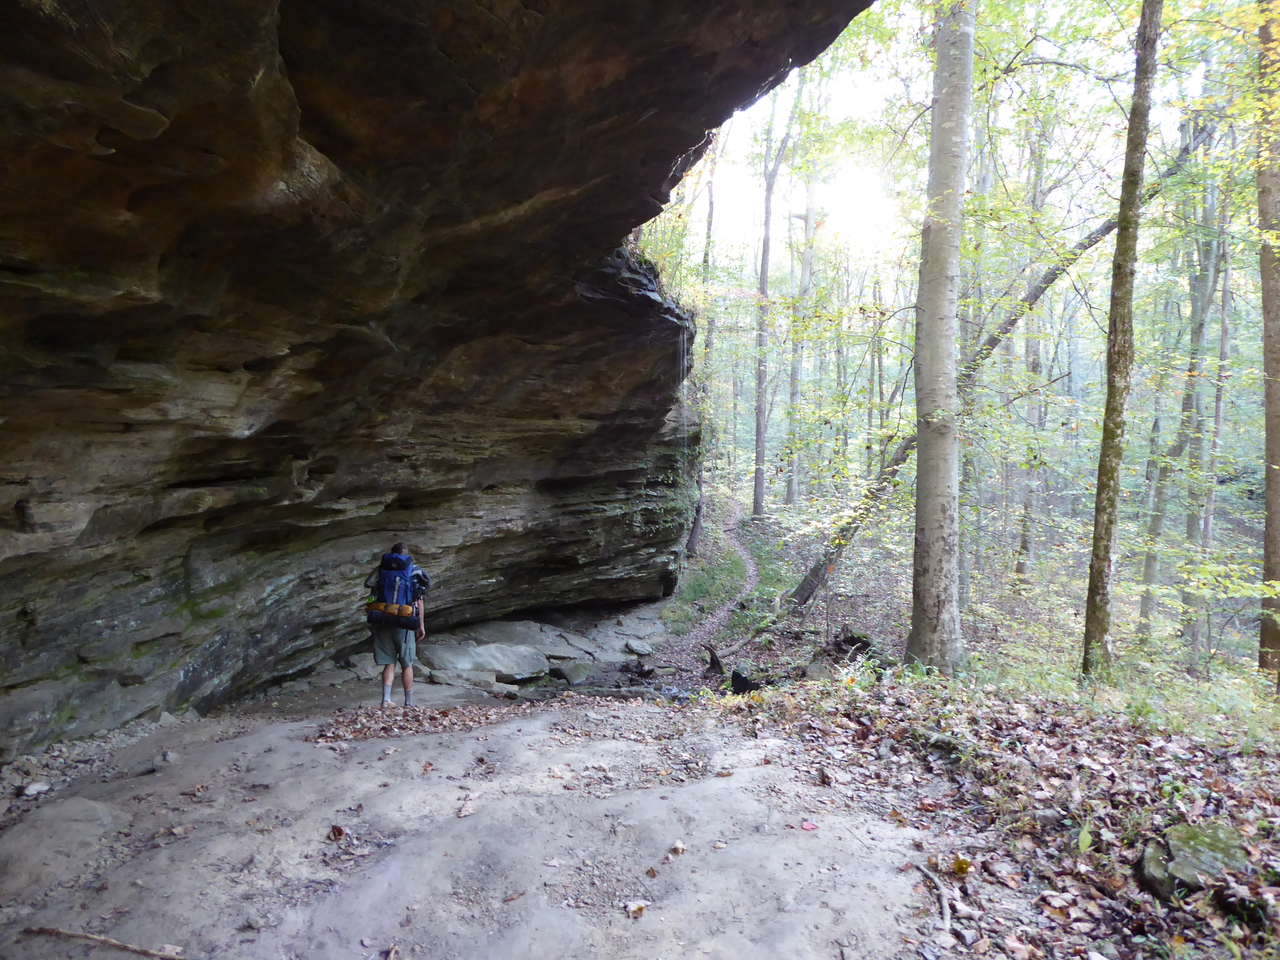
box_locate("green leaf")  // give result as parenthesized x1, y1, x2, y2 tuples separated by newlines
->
(1078, 820, 1093, 854)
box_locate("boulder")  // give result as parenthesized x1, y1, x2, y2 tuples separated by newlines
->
(433, 621, 598, 661)
(804, 662, 836, 681)
(427, 670, 500, 688)
(1140, 822, 1248, 900)
(348, 654, 382, 681)
(419, 642, 548, 683)
(550, 661, 597, 685)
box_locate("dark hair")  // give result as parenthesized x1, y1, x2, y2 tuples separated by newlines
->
(391, 541, 408, 555)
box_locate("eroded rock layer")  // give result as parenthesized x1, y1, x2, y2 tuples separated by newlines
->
(0, 0, 867, 754)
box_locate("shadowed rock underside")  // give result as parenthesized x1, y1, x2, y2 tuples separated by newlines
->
(0, 0, 868, 755)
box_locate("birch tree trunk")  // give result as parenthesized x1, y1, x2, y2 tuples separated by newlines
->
(1259, 0, 1280, 675)
(904, 0, 974, 673)
(1081, 0, 1164, 677)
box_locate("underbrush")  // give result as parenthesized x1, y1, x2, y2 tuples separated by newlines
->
(661, 499, 746, 636)
(677, 486, 1280, 953)
(717, 662, 1280, 958)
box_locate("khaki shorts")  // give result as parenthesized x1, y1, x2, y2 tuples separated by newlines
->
(371, 624, 416, 669)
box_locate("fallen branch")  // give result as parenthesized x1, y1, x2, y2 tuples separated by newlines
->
(915, 865, 952, 934)
(23, 927, 188, 960)
(789, 124, 1215, 608)
(789, 436, 917, 607)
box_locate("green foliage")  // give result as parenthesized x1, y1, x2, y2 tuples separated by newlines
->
(639, 0, 1272, 697)
(662, 543, 746, 637)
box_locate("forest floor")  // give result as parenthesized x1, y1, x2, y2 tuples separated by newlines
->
(2, 498, 1280, 959)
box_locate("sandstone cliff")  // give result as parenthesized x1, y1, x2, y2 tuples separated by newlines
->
(0, 0, 867, 755)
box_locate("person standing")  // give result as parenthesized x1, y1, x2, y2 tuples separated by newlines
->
(364, 541, 430, 707)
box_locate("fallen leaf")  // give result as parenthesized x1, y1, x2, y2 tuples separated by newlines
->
(503, 891, 525, 902)
(715, 770, 734, 778)
(328, 824, 345, 842)
(625, 900, 649, 919)
(888, 809, 908, 826)
(972, 939, 990, 956)
(1003, 934, 1032, 960)
(670, 839, 686, 854)
(646, 867, 657, 878)
(421, 762, 434, 774)
(457, 801, 474, 818)
(801, 820, 818, 831)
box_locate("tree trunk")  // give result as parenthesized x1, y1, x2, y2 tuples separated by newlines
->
(1260, 0, 1280, 675)
(753, 81, 803, 518)
(686, 133, 724, 559)
(1137, 243, 1216, 644)
(1203, 254, 1230, 551)
(904, 0, 974, 674)
(1014, 315, 1042, 579)
(753, 180, 773, 517)
(1082, 0, 1164, 677)
(1181, 178, 1222, 649)
(786, 177, 817, 506)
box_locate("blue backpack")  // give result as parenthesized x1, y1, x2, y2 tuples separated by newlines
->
(375, 553, 415, 606)
(366, 553, 421, 630)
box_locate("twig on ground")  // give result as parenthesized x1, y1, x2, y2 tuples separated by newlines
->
(915, 864, 952, 933)
(23, 927, 189, 960)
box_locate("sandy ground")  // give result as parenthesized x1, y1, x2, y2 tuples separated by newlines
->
(1, 579, 1040, 960)
(0, 681, 933, 960)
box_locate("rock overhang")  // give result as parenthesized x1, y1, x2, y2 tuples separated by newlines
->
(0, 0, 871, 755)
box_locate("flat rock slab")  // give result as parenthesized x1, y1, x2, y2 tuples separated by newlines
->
(418, 641, 549, 683)
(434, 621, 605, 660)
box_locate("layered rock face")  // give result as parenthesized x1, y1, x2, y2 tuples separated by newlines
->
(0, 0, 867, 754)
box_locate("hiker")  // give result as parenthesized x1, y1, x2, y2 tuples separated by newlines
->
(364, 541, 430, 707)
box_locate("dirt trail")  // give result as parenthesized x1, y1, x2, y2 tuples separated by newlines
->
(0, 607, 1029, 960)
(684, 500, 759, 653)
